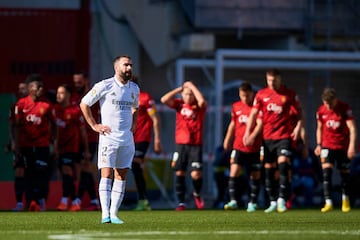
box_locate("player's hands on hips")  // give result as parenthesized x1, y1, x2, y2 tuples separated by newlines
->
(93, 124, 111, 135)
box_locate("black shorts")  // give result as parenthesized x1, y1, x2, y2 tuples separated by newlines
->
(134, 142, 150, 159)
(230, 150, 262, 172)
(263, 138, 292, 164)
(58, 152, 80, 168)
(320, 148, 350, 170)
(20, 146, 50, 169)
(13, 153, 26, 169)
(172, 144, 203, 171)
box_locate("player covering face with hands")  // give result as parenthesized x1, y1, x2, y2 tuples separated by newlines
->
(161, 81, 207, 211)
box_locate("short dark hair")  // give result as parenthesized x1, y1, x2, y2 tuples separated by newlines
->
(239, 82, 253, 92)
(73, 71, 88, 78)
(58, 84, 72, 94)
(321, 88, 336, 102)
(266, 69, 281, 77)
(113, 55, 131, 64)
(25, 74, 42, 85)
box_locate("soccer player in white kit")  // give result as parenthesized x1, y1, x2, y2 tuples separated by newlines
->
(80, 55, 139, 224)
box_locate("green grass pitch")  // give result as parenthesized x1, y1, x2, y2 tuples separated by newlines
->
(1, 209, 359, 240)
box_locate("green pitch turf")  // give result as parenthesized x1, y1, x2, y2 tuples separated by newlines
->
(0, 209, 359, 240)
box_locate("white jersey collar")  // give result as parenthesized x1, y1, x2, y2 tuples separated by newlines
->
(114, 75, 129, 87)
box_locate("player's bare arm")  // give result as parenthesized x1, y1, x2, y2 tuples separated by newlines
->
(223, 120, 235, 151)
(346, 119, 357, 159)
(248, 117, 263, 145)
(149, 112, 162, 153)
(80, 102, 111, 135)
(131, 107, 138, 133)
(291, 105, 304, 141)
(314, 120, 323, 156)
(243, 108, 258, 146)
(160, 86, 182, 107)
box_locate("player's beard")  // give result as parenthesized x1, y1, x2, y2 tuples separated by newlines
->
(36, 88, 43, 98)
(121, 71, 132, 82)
(76, 86, 85, 94)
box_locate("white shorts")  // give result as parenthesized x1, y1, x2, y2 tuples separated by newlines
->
(97, 143, 135, 169)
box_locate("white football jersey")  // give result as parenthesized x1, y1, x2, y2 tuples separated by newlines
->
(81, 76, 139, 146)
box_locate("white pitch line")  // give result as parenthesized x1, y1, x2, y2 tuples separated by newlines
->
(2, 230, 360, 239)
(45, 230, 360, 239)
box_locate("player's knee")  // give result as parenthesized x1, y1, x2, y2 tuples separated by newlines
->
(133, 157, 143, 165)
(175, 170, 186, 177)
(250, 171, 261, 180)
(191, 170, 202, 179)
(322, 162, 333, 169)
